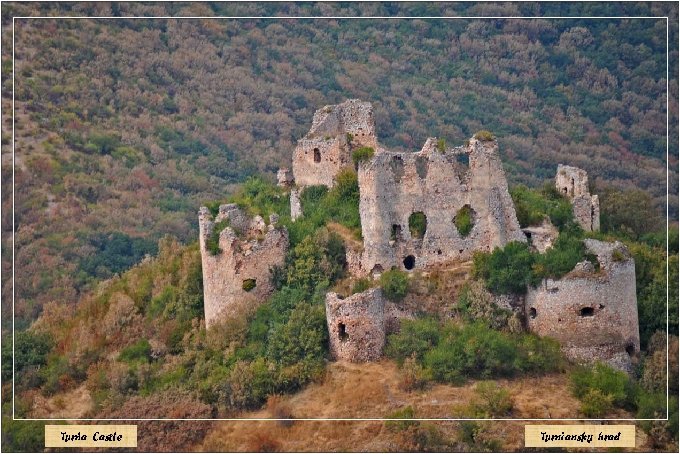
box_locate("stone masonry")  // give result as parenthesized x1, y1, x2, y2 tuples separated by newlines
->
(555, 164, 600, 232)
(525, 239, 639, 372)
(326, 288, 410, 362)
(358, 137, 526, 274)
(292, 99, 377, 188)
(199, 204, 288, 328)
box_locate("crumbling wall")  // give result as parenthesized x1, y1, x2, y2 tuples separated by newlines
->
(555, 164, 600, 232)
(325, 288, 410, 362)
(522, 218, 559, 253)
(358, 137, 526, 273)
(199, 205, 289, 328)
(525, 239, 639, 372)
(292, 99, 376, 188)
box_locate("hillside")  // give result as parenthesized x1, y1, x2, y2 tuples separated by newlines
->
(1, 2, 677, 330)
(1, 3, 679, 453)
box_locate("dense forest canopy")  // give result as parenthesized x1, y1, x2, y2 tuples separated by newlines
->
(0, 2, 677, 329)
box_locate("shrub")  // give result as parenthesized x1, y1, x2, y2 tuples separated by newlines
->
(457, 281, 511, 330)
(473, 242, 538, 294)
(266, 304, 327, 367)
(119, 339, 152, 364)
(380, 269, 409, 302)
(570, 363, 633, 413)
(510, 184, 573, 230)
(454, 205, 474, 236)
(351, 146, 374, 165)
(242, 279, 256, 292)
(423, 322, 562, 384)
(206, 220, 230, 255)
(385, 406, 418, 431)
(385, 318, 440, 365)
(225, 358, 275, 409)
(533, 231, 585, 279)
(580, 388, 614, 417)
(474, 130, 495, 141)
(468, 381, 514, 417)
(351, 278, 371, 294)
(436, 138, 446, 152)
(399, 354, 431, 391)
(424, 323, 517, 384)
(408, 212, 427, 238)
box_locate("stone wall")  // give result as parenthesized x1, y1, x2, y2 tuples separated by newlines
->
(525, 239, 639, 372)
(358, 137, 526, 273)
(198, 205, 289, 328)
(292, 99, 376, 188)
(522, 218, 559, 253)
(325, 288, 410, 362)
(555, 164, 600, 232)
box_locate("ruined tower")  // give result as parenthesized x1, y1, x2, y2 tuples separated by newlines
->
(292, 99, 377, 188)
(525, 239, 639, 372)
(358, 137, 526, 275)
(198, 204, 288, 328)
(555, 164, 600, 232)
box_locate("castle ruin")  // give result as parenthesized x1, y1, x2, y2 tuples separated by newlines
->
(198, 204, 288, 328)
(358, 137, 526, 274)
(556, 164, 600, 232)
(200, 100, 638, 372)
(525, 239, 639, 372)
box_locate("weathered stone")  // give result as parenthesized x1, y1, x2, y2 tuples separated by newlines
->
(522, 218, 559, 253)
(326, 289, 385, 362)
(358, 137, 526, 273)
(555, 164, 600, 232)
(290, 188, 302, 221)
(325, 288, 410, 362)
(276, 168, 294, 187)
(292, 99, 376, 188)
(525, 239, 639, 372)
(199, 206, 289, 328)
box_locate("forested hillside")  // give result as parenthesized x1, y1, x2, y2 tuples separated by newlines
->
(1, 2, 676, 327)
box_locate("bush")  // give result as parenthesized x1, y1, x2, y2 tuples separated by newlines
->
(468, 381, 514, 417)
(510, 184, 573, 230)
(436, 138, 446, 152)
(266, 304, 327, 367)
(225, 358, 275, 410)
(399, 354, 431, 391)
(424, 323, 517, 384)
(454, 205, 474, 236)
(242, 278, 256, 292)
(457, 281, 511, 330)
(385, 318, 440, 365)
(380, 269, 409, 301)
(473, 242, 539, 294)
(408, 212, 427, 239)
(206, 220, 230, 256)
(351, 278, 371, 294)
(351, 146, 374, 165)
(119, 339, 152, 364)
(570, 363, 633, 414)
(579, 388, 614, 417)
(385, 406, 418, 431)
(474, 130, 495, 141)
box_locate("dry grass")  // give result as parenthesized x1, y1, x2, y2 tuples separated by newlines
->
(196, 360, 626, 452)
